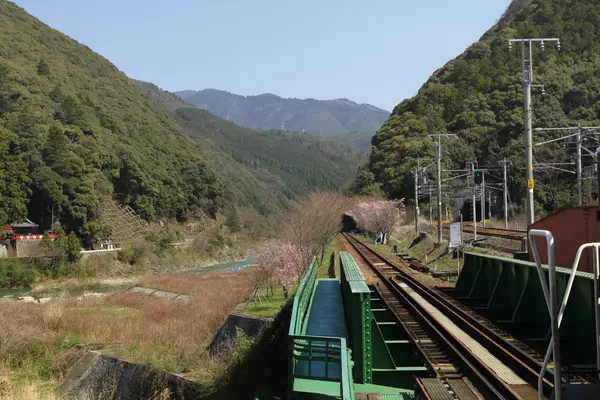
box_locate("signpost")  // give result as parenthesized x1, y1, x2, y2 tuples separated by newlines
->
(449, 223, 463, 248)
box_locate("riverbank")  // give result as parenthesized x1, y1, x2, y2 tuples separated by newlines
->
(0, 255, 261, 399)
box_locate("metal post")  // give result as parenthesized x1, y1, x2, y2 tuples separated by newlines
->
(488, 191, 492, 221)
(502, 159, 508, 229)
(429, 188, 433, 226)
(548, 247, 562, 400)
(481, 171, 486, 227)
(577, 126, 583, 206)
(436, 138, 443, 243)
(509, 37, 561, 227)
(428, 134, 457, 244)
(528, 229, 562, 400)
(471, 164, 477, 241)
(523, 40, 535, 227)
(594, 247, 600, 380)
(414, 165, 420, 235)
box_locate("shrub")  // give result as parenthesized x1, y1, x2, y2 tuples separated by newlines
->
(0, 259, 37, 288)
(117, 247, 137, 265)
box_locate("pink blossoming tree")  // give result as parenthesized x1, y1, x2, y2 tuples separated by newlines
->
(352, 199, 406, 244)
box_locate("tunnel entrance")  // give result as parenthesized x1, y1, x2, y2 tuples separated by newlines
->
(341, 213, 357, 232)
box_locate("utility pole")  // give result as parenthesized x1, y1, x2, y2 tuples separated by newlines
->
(470, 163, 477, 241)
(488, 191, 492, 221)
(429, 134, 458, 244)
(509, 37, 560, 227)
(414, 161, 420, 235)
(577, 125, 583, 206)
(481, 171, 486, 227)
(533, 125, 600, 207)
(429, 187, 433, 226)
(501, 159, 509, 228)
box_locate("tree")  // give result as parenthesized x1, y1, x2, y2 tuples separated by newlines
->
(36, 59, 50, 76)
(352, 199, 406, 244)
(253, 240, 303, 300)
(283, 193, 354, 273)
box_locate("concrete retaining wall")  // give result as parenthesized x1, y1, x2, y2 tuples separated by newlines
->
(208, 313, 273, 354)
(58, 351, 210, 400)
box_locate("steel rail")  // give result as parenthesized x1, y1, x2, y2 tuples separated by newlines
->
(343, 234, 499, 399)
(344, 233, 553, 399)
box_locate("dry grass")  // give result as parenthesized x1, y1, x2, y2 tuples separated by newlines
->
(0, 269, 258, 396)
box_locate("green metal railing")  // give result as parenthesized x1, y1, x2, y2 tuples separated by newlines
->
(289, 335, 353, 399)
(339, 252, 372, 384)
(289, 258, 318, 337)
(288, 257, 354, 399)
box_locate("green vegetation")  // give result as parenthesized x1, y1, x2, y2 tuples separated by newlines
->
(355, 0, 600, 214)
(0, 1, 223, 246)
(0, 258, 36, 287)
(244, 286, 289, 318)
(176, 88, 390, 136)
(138, 81, 364, 218)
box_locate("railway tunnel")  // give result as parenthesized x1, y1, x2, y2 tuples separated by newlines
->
(458, 199, 495, 222)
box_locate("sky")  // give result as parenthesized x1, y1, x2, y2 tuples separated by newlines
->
(13, 0, 512, 111)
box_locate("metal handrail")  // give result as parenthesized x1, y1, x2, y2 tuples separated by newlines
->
(289, 335, 353, 400)
(340, 339, 354, 400)
(529, 229, 561, 400)
(529, 229, 600, 400)
(288, 258, 318, 336)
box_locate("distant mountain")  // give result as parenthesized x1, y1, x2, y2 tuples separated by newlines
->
(138, 82, 364, 220)
(175, 89, 390, 136)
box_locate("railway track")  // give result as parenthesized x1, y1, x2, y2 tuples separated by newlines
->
(343, 233, 563, 400)
(443, 223, 527, 241)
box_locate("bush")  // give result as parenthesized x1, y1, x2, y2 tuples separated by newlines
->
(117, 246, 146, 265)
(0, 259, 37, 288)
(225, 209, 242, 233)
(145, 233, 176, 257)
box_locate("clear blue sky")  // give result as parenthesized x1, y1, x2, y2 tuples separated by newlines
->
(14, 0, 511, 111)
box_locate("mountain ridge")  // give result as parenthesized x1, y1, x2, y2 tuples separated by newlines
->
(355, 0, 600, 215)
(176, 88, 390, 136)
(137, 80, 364, 228)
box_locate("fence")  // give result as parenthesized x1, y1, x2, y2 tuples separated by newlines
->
(288, 257, 354, 400)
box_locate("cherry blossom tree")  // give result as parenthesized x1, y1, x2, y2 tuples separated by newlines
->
(283, 192, 354, 272)
(352, 199, 406, 244)
(253, 240, 304, 301)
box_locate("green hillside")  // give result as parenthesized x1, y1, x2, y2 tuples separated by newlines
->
(0, 1, 225, 244)
(138, 82, 362, 216)
(176, 88, 390, 136)
(356, 0, 600, 214)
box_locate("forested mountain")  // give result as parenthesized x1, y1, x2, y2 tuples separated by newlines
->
(176, 89, 390, 136)
(138, 82, 362, 216)
(0, 1, 227, 245)
(0, 1, 358, 245)
(355, 0, 600, 215)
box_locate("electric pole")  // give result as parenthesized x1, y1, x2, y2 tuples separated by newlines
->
(533, 125, 600, 207)
(414, 162, 420, 235)
(577, 125, 583, 206)
(429, 134, 458, 244)
(469, 162, 477, 241)
(509, 37, 560, 227)
(429, 187, 433, 226)
(481, 170, 486, 227)
(501, 159, 509, 228)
